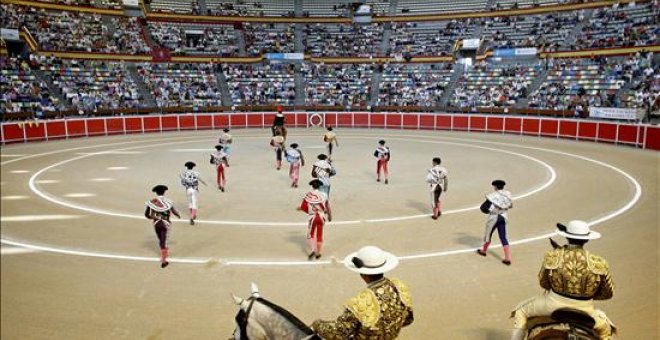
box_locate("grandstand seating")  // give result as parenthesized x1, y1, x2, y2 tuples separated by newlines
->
(138, 63, 222, 107)
(223, 63, 296, 106)
(573, 2, 659, 50)
(303, 63, 374, 106)
(149, 21, 239, 56)
(244, 23, 296, 55)
(302, 0, 389, 17)
(35, 0, 123, 9)
(304, 23, 384, 57)
(528, 59, 626, 109)
(206, 0, 294, 17)
(378, 63, 454, 106)
(1, 56, 59, 114)
(390, 21, 476, 56)
(481, 11, 579, 50)
(41, 59, 142, 110)
(11, 6, 149, 54)
(452, 63, 538, 108)
(396, 0, 488, 15)
(150, 0, 197, 14)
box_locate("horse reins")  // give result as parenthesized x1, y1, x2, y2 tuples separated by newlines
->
(237, 297, 256, 340)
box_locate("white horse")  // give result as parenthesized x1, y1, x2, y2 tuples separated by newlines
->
(231, 283, 322, 340)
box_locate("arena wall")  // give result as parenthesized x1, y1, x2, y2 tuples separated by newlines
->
(2, 113, 658, 150)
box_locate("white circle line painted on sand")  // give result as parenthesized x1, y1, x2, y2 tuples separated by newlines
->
(4, 132, 643, 266)
(0, 238, 331, 266)
(26, 137, 556, 226)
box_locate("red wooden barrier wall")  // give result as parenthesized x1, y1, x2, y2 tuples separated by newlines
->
(2, 113, 658, 151)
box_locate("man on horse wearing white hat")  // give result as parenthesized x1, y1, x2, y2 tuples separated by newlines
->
(510, 220, 616, 340)
(311, 246, 414, 339)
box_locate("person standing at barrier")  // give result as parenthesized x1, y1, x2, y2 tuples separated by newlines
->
(210, 145, 229, 192)
(374, 140, 391, 184)
(324, 126, 339, 162)
(426, 157, 448, 220)
(298, 179, 329, 260)
(312, 154, 335, 221)
(476, 180, 513, 265)
(180, 161, 207, 225)
(270, 133, 286, 170)
(286, 143, 305, 188)
(311, 245, 414, 339)
(510, 220, 615, 340)
(217, 128, 233, 159)
(144, 185, 181, 268)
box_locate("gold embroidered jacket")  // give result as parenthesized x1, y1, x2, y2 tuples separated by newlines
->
(313, 277, 414, 340)
(539, 245, 614, 300)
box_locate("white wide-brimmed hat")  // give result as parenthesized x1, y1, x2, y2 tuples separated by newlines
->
(344, 246, 399, 275)
(556, 220, 601, 240)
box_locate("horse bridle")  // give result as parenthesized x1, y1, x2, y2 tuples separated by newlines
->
(235, 296, 257, 340)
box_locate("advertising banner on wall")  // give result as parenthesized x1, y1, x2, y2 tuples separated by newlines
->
(265, 53, 304, 60)
(122, 0, 139, 7)
(589, 107, 642, 120)
(0, 28, 20, 41)
(494, 48, 537, 57)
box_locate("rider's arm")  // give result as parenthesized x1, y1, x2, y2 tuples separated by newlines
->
(538, 266, 552, 290)
(403, 309, 414, 327)
(312, 309, 359, 340)
(593, 271, 614, 300)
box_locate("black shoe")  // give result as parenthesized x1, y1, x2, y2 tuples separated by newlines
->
(502, 259, 511, 266)
(315, 254, 322, 259)
(190, 219, 195, 226)
(308, 253, 315, 261)
(376, 178, 380, 182)
(220, 186, 225, 192)
(161, 261, 169, 268)
(431, 215, 438, 220)
(385, 179, 389, 184)
(476, 249, 487, 256)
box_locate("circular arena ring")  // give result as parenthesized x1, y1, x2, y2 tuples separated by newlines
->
(1, 112, 658, 339)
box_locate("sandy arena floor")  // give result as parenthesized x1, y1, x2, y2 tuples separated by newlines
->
(1, 128, 658, 339)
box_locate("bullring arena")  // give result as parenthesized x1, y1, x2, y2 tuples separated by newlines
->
(1, 112, 658, 339)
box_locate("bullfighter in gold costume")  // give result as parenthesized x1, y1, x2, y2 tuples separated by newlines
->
(311, 246, 414, 339)
(511, 220, 615, 340)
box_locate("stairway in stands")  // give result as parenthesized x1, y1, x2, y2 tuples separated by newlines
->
(368, 6, 398, 108)
(293, 0, 306, 107)
(125, 63, 157, 107)
(516, 64, 548, 108)
(33, 69, 70, 110)
(101, 16, 117, 38)
(198, 0, 208, 15)
(215, 68, 233, 107)
(563, 8, 593, 49)
(439, 63, 465, 108)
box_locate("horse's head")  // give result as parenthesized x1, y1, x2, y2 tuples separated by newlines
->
(230, 283, 321, 340)
(231, 283, 262, 340)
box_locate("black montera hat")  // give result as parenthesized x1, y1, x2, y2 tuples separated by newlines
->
(309, 179, 323, 187)
(152, 185, 168, 194)
(185, 161, 196, 168)
(492, 180, 506, 189)
(215, 144, 224, 150)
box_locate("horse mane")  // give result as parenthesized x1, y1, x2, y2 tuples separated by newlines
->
(255, 297, 318, 337)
